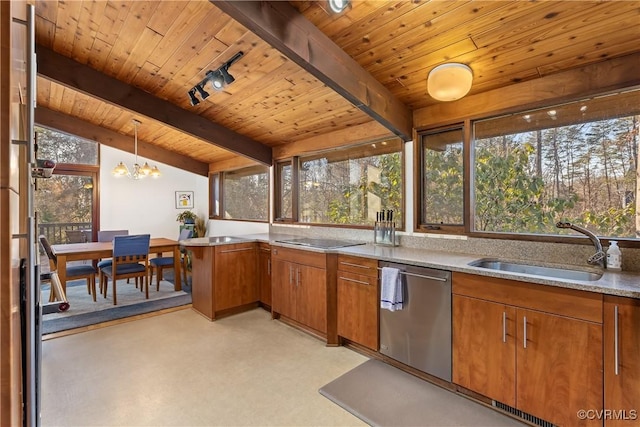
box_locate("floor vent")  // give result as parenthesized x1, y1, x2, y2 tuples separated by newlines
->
(493, 401, 556, 427)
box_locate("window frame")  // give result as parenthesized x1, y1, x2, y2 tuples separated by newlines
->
(209, 165, 270, 222)
(416, 88, 640, 246)
(415, 123, 470, 235)
(277, 139, 405, 229)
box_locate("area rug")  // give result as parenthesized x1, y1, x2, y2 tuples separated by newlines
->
(319, 359, 526, 427)
(42, 276, 191, 335)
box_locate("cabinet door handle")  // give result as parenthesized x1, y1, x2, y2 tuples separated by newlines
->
(614, 305, 620, 376)
(296, 268, 301, 287)
(219, 247, 253, 253)
(267, 259, 271, 276)
(289, 265, 293, 285)
(523, 316, 527, 349)
(502, 311, 507, 343)
(260, 247, 271, 253)
(339, 276, 370, 286)
(340, 261, 371, 270)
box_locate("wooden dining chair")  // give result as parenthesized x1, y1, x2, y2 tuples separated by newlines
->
(149, 228, 192, 290)
(100, 234, 150, 305)
(65, 230, 87, 243)
(39, 235, 98, 301)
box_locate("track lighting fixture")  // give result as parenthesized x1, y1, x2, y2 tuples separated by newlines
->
(195, 84, 210, 100)
(328, 0, 350, 13)
(188, 89, 199, 106)
(187, 51, 244, 104)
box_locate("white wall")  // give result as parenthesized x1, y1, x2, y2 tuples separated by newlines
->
(100, 145, 209, 239)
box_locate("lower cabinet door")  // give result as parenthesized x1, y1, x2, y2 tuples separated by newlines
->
(516, 309, 603, 427)
(272, 259, 296, 320)
(604, 296, 640, 427)
(337, 272, 378, 350)
(296, 264, 326, 334)
(452, 295, 516, 407)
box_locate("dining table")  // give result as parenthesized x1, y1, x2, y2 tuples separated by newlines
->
(51, 237, 182, 293)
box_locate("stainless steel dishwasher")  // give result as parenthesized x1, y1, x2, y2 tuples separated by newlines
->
(379, 261, 452, 381)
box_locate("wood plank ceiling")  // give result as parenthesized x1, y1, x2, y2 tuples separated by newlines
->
(33, 0, 640, 173)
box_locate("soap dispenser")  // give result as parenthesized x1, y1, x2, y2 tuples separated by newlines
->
(606, 241, 622, 271)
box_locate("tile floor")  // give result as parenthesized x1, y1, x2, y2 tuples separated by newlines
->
(41, 308, 368, 426)
(41, 307, 524, 427)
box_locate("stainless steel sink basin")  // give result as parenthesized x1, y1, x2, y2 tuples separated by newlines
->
(468, 258, 603, 281)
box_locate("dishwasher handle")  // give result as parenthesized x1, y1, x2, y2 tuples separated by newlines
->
(378, 267, 448, 282)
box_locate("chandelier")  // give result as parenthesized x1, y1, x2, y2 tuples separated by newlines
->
(112, 120, 160, 179)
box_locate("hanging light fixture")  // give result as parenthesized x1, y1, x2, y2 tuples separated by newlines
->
(427, 63, 473, 102)
(112, 120, 161, 179)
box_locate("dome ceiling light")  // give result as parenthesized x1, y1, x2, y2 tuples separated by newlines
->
(427, 63, 473, 102)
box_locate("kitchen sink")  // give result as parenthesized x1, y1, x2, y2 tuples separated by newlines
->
(468, 258, 603, 282)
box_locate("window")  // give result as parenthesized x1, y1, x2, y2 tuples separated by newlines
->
(419, 127, 465, 231)
(296, 139, 403, 226)
(473, 89, 640, 239)
(210, 165, 269, 222)
(417, 88, 640, 241)
(275, 160, 293, 221)
(34, 126, 99, 244)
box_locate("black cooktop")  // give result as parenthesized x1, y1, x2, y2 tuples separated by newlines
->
(275, 238, 365, 249)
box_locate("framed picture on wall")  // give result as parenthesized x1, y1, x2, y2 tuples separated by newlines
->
(175, 191, 194, 209)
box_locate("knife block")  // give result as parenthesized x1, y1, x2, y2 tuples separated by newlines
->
(374, 221, 398, 246)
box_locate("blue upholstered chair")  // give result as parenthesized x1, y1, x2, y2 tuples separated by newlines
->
(39, 235, 98, 301)
(100, 234, 150, 305)
(96, 230, 129, 294)
(149, 228, 192, 290)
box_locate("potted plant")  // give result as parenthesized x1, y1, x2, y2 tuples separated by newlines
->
(176, 210, 197, 224)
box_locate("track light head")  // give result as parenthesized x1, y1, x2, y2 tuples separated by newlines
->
(188, 89, 200, 106)
(219, 66, 235, 85)
(207, 70, 225, 91)
(195, 84, 210, 99)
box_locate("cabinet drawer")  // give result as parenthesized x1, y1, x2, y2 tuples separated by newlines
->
(452, 272, 603, 323)
(272, 246, 326, 269)
(337, 255, 378, 278)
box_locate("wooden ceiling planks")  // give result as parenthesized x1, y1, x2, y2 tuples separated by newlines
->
(36, 78, 231, 166)
(33, 0, 640, 171)
(294, 0, 640, 111)
(214, 0, 413, 140)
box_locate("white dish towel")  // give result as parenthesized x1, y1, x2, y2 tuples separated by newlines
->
(381, 267, 403, 311)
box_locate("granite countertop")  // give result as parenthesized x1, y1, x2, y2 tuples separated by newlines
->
(182, 233, 640, 299)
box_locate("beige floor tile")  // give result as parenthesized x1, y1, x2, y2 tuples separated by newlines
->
(41, 308, 368, 426)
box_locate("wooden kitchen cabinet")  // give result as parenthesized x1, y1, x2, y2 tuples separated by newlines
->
(187, 242, 258, 320)
(214, 243, 257, 312)
(258, 243, 272, 308)
(272, 247, 333, 339)
(453, 295, 516, 407)
(337, 255, 379, 351)
(604, 296, 640, 427)
(453, 272, 603, 427)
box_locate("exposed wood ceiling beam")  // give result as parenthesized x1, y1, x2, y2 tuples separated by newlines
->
(35, 107, 210, 177)
(36, 45, 272, 166)
(213, 1, 413, 141)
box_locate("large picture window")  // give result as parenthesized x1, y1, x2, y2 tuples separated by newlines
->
(296, 139, 403, 226)
(417, 88, 640, 241)
(473, 90, 639, 239)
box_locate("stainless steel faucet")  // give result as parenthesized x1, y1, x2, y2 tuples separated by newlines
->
(556, 221, 605, 267)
